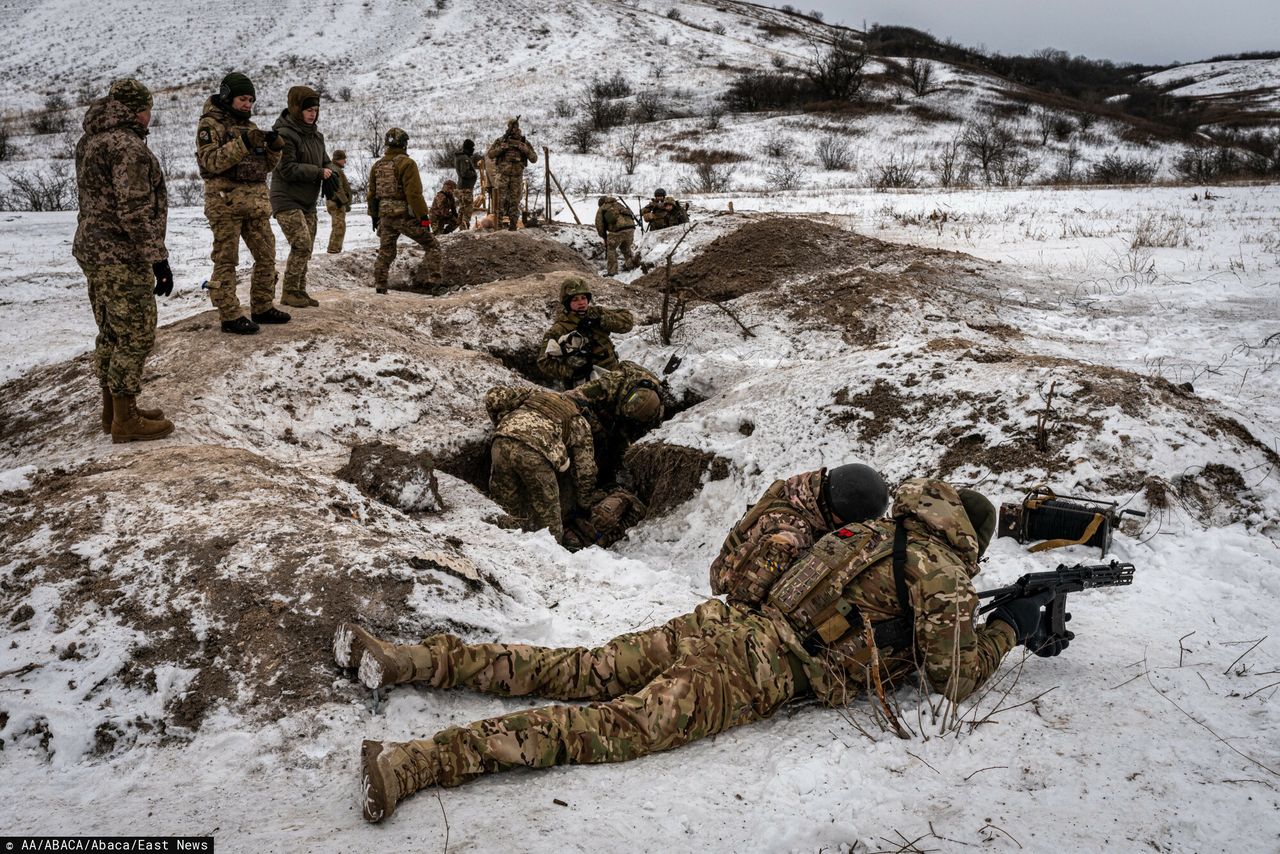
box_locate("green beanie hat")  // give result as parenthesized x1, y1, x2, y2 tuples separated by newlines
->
(220, 72, 255, 100)
(108, 78, 152, 113)
(957, 488, 997, 558)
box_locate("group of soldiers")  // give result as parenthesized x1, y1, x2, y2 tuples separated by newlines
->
(72, 75, 1075, 826)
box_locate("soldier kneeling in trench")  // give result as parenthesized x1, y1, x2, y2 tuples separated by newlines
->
(336, 476, 1062, 823)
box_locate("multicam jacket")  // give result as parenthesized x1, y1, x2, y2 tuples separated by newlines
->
(195, 97, 280, 195)
(430, 189, 459, 231)
(72, 98, 168, 265)
(641, 198, 687, 230)
(485, 386, 603, 511)
(486, 132, 537, 174)
(710, 469, 836, 607)
(762, 478, 1016, 705)
(537, 306, 635, 384)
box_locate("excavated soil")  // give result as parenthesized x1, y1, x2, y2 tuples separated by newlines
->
(625, 441, 732, 516)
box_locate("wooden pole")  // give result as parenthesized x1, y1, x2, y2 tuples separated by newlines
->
(543, 146, 552, 223)
(549, 169, 580, 225)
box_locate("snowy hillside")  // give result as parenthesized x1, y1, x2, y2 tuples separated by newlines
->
(1146, 56, 1280, 112)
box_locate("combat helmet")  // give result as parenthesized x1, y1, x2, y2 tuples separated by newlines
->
(654, 187, 667, 198)
(619, 386, 662, 423)
(560, 277, 592, 310)
(823, 464, 889, 525)
(384, 127, 409, 150)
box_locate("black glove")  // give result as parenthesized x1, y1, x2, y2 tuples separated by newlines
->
(264, 130, 280, 149)
(988, 589, 1054, 646)
(371, 217, 380, 233)
(239, 128, 261, 153)
(152, 260, 174, 296)
(322, 174, 339, 199)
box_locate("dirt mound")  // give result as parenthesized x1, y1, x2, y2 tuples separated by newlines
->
(337, 440, 444, 513)
(632, 216, 962, 302)
(0, 445, 498, 750)
(625, 441, 732, 516)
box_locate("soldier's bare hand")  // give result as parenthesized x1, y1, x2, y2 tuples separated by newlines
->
(322, 168, 333, 179)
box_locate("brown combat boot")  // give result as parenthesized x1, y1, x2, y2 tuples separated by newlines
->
(110, 394, 174, 443)
(333, 623, 434, 690)
(280, 291, 315, 308)
(100, 386, 163, 434)
(361, 739, 441, 823)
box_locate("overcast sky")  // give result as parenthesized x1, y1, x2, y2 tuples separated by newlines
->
(778, 1, 1280, 65)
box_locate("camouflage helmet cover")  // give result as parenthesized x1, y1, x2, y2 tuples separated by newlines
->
(384, 127, 409, 149)
(559, 276, 592, 306)
(108, 78, 153, 113)
(620, 387, 662, 423)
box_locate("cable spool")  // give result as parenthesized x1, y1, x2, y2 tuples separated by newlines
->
(997, 486, 1145, 557)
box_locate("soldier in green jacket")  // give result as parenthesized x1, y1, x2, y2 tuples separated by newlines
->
(367, 128, 444, 294)
(337, 479, 1067, 823)
(270, 85, 335, 308)
(324, 149, 352, 253)
(537, 277, 634, 388)
(595, 195, 640, 276)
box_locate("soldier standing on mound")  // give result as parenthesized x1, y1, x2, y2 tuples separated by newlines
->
(73, 78, 174, 443)
(486, 118, 536, 231)
(367, 127, 445, 294)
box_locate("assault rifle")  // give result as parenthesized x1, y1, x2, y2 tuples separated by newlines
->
(977, 560, 1136, 655)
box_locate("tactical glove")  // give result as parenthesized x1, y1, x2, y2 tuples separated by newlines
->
(591, 494, 630, 532)
(371, 217, 380, 233)
(577, 315, 599, 332)
(264, 130, 282, 150)
(322, 174, 340, 199)
(152, 259, 174, 296)
(988, 589, 1054, 646)
(239, 128, 264, 153)
(566, 354, 590, 371)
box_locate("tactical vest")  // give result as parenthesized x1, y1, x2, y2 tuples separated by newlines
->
(605, 202, 634, 232)
(199, 113, 271, 184)
(495, 139, 527, 167)
(713, 479, 806, 603)
(372, 155, 408, 202)
(521, 390, 581, 443)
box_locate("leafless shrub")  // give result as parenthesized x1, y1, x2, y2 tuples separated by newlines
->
(765, 158, 806, 191)
(31, 94, 72, 135)
(1076, 111, 1099, 133)
(711, 22, 726, 35)
(579, 85, 628, 131)
(1131, 212, 1190, 248)
(337, 86, 353, 102)
(1173, 145, 1248, 182)
(992, 151, 1038, 187)
(362, 103, 390, 158)
(805, 35, 868, 101)
(905, 56, 935, 97)
(809, 9, 824, 20)
(589, 171, 634, 196)
(1089, 153, 1158, 184)
(553, 97, 576, 119)
(770, 55, 788, 70)
(681, 153, 734, 193)
(930, 136, 967, 188)
(617, 123, 645, 175)
(762, 132, 787, 159)
(0, 162, 78, 210)
(591, 71, 632, 100)
(428, 137, 461, 169)
(632, 89, 667, 122)
(666, 7, 682, 20)
(704, 104, 725, 130)
(815, 131, 853, 171)
(1051, 142, 1082, 184)
(0, 126, 12, 162)
(170, 178, 205, 207)
(961, 113, 1018, 184)
(872, 151, 921, 190)
(565, 117, 598, 154)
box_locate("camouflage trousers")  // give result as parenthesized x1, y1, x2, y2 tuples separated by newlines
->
(79, 261, 156, 396)
(454, 186, 475, 230)
(275, 208, 318, 297)
(205, 209, 277, 321)
(493, 169, 524, 227)
(489, 436, 564, 542)
(374, 213, 443, 290)
(389, 599, 806, 789)
(605, 229, 639, 276)
(326, 201, 347, 253)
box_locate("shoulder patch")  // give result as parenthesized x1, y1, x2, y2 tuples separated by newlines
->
(834, 528, 855, 539)
(198, 129, 212, 144)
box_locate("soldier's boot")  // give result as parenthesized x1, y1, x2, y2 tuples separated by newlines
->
(100, 385, 162, 434)
(333, 623, 434, 690)
(221, 316, 260, 335)
(360, 738, 441, 823)
(110, 394, 174, 444)
(250, 306, 292, 325)
(298, 290, 320, 307)
(280, 291, 314, 308)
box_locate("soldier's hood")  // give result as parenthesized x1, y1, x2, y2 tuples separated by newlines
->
(274, 109, 316, 137)
(82, 98, 145, 137)
(892, 478, 981, 573)
(202, 97, 247, 126)
(782, 469, 832, 532)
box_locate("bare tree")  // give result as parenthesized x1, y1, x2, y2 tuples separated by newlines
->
(565, 117, 598, 154)
(363, 104, 391, 158)
(931, 136, 967, 188)
(805, 35, 868, 102)
(905, 56, 935, 97)
(872, 151, 921, 190)
(961, 114, 1018, 184)
(633, 89, 668, 122)
(681, 154, 734, 193)
(617, 123, 645, 175)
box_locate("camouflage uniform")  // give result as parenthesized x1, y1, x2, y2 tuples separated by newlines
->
(367, 139, 443, 291)
(430, 183, 459, 235)
(537, 279, 634, 388)
(73, 93, 167, 396)
(485, 120, 536, 229)
(594, 196, 640, 276)
(709, 469, 838, 608)
(485, 386, 603, 543)
(352, 479, 1015, 815)
(196, 97, 281, 320)
(567, 361, 665, 486)
(270, 87, 333, 306)
(325, 160, 351, 253)
(641, 195, 686, 231)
